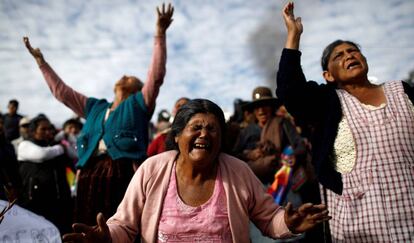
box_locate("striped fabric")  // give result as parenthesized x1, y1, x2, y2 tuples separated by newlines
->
(326, 81, 414, 242)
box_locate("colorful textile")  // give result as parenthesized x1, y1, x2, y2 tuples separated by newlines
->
(65, 166, 75, 188)
(75, 155, 134, 225)
(267, 146, 295, 204)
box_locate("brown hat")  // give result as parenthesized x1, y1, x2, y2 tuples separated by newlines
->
(243, 86, 281, 111)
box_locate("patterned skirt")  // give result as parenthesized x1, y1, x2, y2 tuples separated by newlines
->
(74, 154, 135, 225)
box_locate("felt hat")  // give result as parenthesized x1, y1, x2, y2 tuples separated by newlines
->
(243, 86, 281, 110)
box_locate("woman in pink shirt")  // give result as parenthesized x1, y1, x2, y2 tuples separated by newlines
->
(63, 99, 330, 243)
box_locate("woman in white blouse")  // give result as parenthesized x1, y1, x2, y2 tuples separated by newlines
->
(18, 115, 73, 235)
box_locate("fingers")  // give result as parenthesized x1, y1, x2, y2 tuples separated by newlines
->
(285, 202, 294, 216)
(168, 5, 174, 19)
(96, 212, 109, 232)
(158, 3, 174, 17)
(156, 6, 161, 16)
(62, 232, 86, 243)
(72, 223, 93, 233)
(167, 3, 174, 16)
(23, 36, 33, 51)
(312, 203, 327, 211)
(313, 216, 332, 224)
(309, 209, 329, 219)
(298, 202, 313, 215)
(289, 2, 294, 15)
(283, 2, 294, 16)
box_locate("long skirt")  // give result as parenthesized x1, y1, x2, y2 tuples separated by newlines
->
(74, 154, 134, 225)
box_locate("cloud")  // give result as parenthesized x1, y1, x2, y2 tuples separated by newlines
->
(1, 0, 413, 126)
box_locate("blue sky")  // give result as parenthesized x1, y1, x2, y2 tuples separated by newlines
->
(1, 0, 413, 126)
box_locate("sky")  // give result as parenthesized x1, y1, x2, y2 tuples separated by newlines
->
(1, 0, 413, 126)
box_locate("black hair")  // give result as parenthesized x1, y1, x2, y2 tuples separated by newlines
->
(28, 116, 50, 134)
(62, 118, 83, 130)
(8, 99, 19, 108)
(157, 109, 171, 123)
(321, 40, 361, 71)
(165, 99, 226, 151)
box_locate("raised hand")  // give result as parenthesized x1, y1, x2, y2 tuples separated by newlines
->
(282, 2, 303, 49)
(23, 37, 46, 66)
(62, 213, 111, 243)
(284, 202, 331, 234)
(156, 3, 174, 36)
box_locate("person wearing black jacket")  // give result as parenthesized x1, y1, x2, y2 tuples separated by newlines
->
(0, 115, 22, 202)
(18, 116, 72, 234)
(276, 2, 414, 242)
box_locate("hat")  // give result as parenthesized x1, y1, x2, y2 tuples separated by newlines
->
(157, 109, 171, 123)
(19, 117, 30, 126)
(243, 86, 281, 110)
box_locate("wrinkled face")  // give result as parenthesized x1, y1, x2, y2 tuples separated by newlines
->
(176, 113, 221, 166)
(33, 120, 53, 141)
(254, 105, 273, 128)
(324, 43, 368, 85)
(114, 76, 142, 98)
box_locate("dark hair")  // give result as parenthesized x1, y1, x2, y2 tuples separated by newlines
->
(321, 40, 361, 71)
(28, 116, 50, 134)
(8, 99, 19, 108)
(165, 99, 226, 151)
(157, 109, 171, 123)
(63, 118, 83, 130)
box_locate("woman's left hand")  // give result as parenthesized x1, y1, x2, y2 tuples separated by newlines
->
(284, 202, 331, 234)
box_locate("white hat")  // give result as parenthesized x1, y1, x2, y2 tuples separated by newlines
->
(19, 117, 30, 126)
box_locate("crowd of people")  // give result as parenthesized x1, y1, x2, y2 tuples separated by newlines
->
(0, 2, 412, 243)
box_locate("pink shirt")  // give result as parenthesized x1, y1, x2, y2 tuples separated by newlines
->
(158, 162, 232, 242)
(107, 151, 293, 243)
(38, 36, 167, 117)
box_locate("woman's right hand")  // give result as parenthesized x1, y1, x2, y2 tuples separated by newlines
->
(62, 213, 111, 243)
(156, 3, 174, 36)
(23, 37, 46, 66)
(282, 2, 303, 50)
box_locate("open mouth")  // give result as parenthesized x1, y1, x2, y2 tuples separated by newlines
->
(346, 61, 361, 70)
(193, 142, 210, 150)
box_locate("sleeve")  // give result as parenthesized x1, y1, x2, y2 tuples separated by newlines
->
(39, 63, 88, 117)
(245, 163, 294, 239)
(403, 81, 414, 102)
(141, 35, 167, 117)
(276, 48, 328, 125)
(17, 141, 64, 163)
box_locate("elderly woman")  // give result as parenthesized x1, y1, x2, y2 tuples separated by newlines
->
(23, 3, 174, 225)
(63, 99, 330, 243)
(277, 2, 414, 242)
